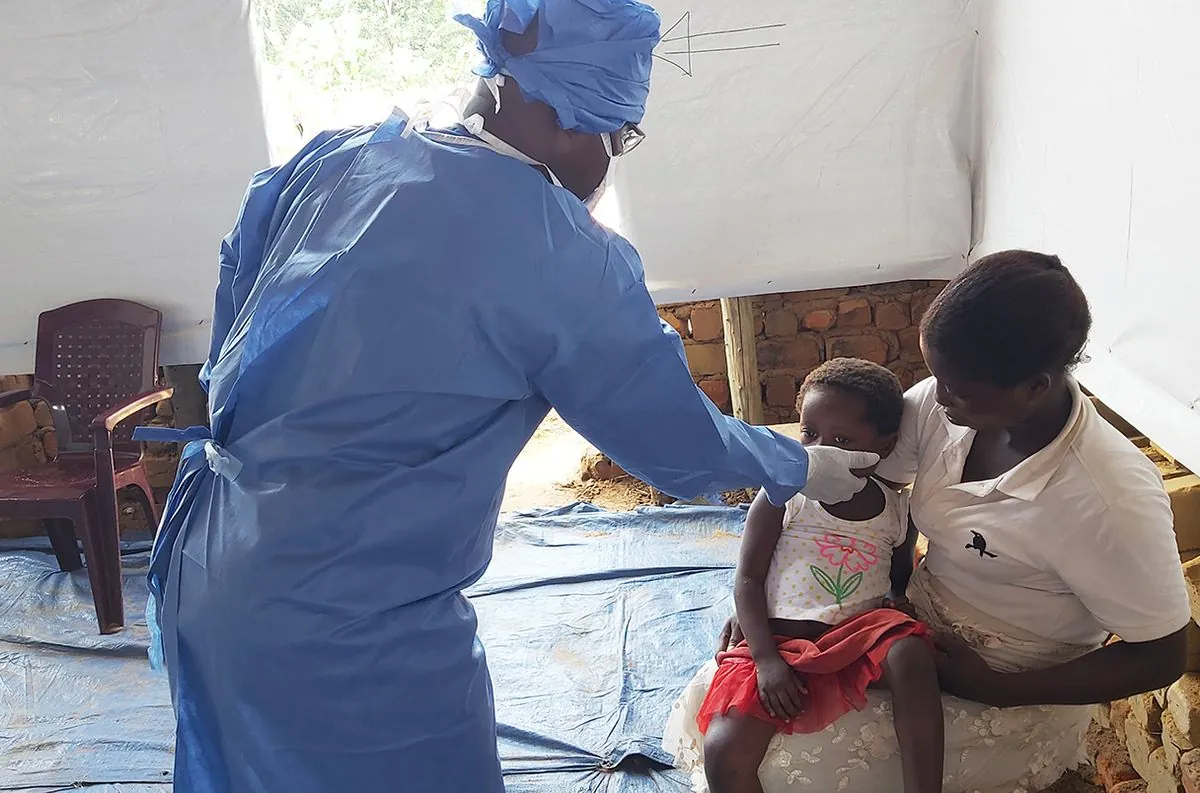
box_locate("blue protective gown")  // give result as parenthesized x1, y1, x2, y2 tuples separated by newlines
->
(148, 111, 814, 793)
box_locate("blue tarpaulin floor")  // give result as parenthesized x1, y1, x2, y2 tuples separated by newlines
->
(0, 504, 745, 792)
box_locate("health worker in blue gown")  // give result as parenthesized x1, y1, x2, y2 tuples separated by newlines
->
(143, 1, 881, 791)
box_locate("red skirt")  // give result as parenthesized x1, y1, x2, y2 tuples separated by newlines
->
(696, 608, 932, 735)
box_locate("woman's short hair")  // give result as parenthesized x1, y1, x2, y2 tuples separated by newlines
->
(921, 250, 1092, 388)
(796, 358, 904, 436)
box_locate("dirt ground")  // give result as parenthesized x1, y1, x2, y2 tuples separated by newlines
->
(502, 412, 756, 513)
(501, 412, 658, 513)
(1042, 771, 1100, 793)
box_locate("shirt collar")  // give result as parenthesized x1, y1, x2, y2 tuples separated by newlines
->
(941, 378, 1088, 502)
(996, 378, 1088, 500)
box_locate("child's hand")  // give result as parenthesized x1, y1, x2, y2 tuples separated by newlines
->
(755, 654, 808, 721)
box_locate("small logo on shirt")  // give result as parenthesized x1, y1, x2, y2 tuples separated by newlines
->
(966, 531, 998, 559)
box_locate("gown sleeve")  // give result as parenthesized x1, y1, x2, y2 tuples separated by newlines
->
(529, 231, 811, 505)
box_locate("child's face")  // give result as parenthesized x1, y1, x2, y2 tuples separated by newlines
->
(797, 385, 897, 464)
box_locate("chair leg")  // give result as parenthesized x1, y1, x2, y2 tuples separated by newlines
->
(46, 517, 83, 572)
(79, 491, 125, 634)
(135, 472, 162, 526)
(122, 465, 162, 530)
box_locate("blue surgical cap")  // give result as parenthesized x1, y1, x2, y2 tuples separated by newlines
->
(457, 0, 661, 135)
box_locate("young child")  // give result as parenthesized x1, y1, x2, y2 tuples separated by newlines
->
(697, 358, 942, 793)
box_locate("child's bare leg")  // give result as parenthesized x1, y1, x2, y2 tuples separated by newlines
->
(881, 636, 944, 793)
(703, 711, 777, 793)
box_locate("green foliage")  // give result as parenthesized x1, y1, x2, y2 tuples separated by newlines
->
(252, 0, 482, 158)
(254, 0, 479, 95)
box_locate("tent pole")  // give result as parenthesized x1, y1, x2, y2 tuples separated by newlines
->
(720, 297, 763, 425)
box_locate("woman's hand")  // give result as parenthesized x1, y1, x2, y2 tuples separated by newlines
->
(883, 591, 917, 619)
(756, 654, 808, 721)
(716, 616, 744, 658)
(934, 632, 1002, 702)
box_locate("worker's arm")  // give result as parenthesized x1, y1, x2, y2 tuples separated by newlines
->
(529, 243, 872, 504)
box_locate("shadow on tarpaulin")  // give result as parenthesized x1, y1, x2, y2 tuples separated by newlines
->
(0, 503, 746, 792)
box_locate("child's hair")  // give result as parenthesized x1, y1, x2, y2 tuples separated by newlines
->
(796, 358, 904, 436)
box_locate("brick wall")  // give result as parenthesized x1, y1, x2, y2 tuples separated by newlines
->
(1089, 475, 1200, 793)
(0, 376, 183, 538)
(0, 376, 56, 537)
(659, 281, 947, 423)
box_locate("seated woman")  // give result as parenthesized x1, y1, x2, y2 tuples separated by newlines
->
(664, 250, 1190, 793)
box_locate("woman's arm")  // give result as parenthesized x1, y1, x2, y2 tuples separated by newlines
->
(1003, 630, 1186, 706)
(734, 491, 787, 664)
(936, 628, 1187, 708)
(873, 379, 937, 489)
(886, 516, 918, 602)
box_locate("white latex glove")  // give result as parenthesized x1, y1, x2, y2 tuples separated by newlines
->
(798, 446, 880, 504)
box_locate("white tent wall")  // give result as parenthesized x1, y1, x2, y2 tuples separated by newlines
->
(973, 0, 1200, 470)
(613, 0, 979, 305)
(0, 1, 978, 368)
(0, 0, 270, 372)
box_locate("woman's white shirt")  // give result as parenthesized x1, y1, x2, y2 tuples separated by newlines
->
(875, 377, 1189, 646)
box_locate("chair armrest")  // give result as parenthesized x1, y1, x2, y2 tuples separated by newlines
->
(91, 388, 175, 433)
(0, 388, 33, 409)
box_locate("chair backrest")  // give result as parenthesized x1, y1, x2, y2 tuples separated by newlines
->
(34, 299, 162, 451)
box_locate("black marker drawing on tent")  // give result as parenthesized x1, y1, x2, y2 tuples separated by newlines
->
(653, 12, 786, 77)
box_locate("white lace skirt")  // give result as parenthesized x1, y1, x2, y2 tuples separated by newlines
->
(662, 567, 1097, 793)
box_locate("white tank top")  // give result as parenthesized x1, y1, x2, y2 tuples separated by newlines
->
(764, 484, 909, 624)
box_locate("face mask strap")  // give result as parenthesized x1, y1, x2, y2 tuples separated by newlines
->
(485, 74, 505, 114)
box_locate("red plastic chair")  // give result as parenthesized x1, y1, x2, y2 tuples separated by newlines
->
(0, 299, 173, 633)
